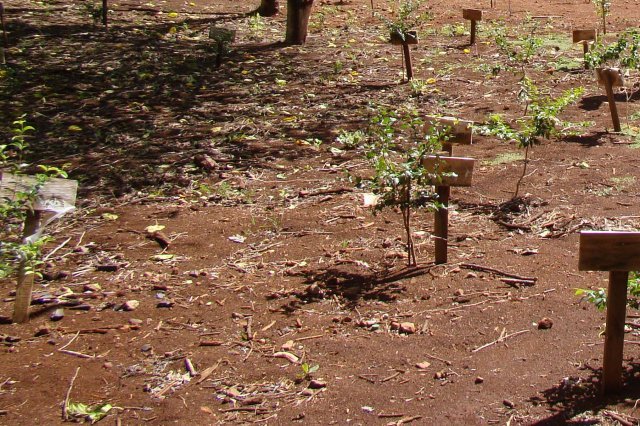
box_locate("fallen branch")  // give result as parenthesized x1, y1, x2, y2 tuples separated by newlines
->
(500, 278, 536, 287)
(62, 367, 81, 421)
(472, 329, 530, 353)
(298, 187, 353, 198)
(603, 410, 636, 426)
(460, 263, 537, 282)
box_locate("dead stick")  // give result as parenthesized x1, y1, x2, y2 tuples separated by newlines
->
(294, 334, 324, 342)
(603, 411, 635, 426)
(460, 263, 537, 281)
(472, 329, 530, 352)
(378, 412, 405, 418)
(381, 371, 401, 382)
(425, 353, 452, 366)
(62, 367, 81, 421)
(185, 358, 197, 376)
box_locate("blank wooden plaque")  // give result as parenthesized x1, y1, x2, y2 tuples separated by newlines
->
(596, 68, 625, 87)
(579, 231, 640, 271)
(422, 156, 474, 187)
(0, 173, 78, 212)
(463, 9, 482, 21)
(424, 116, 473, 145)
(573, 29, 597, 43)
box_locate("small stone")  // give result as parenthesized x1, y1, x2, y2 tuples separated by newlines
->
(453, 289, 465, 296)
(103, 362, 113, 369)
(96, 264, 119, 272)
(84, 283, 102, 293)
(537, 317, 553, 330)
(474, 376, 484, 384)
(416, 361, 431, 370)
(453, 296, 471, 303)
(34, 328, 50, 337)
(129, 318, 143, 326)
(465, 272, 477, 279)
(281, 340, 295, 351)
(434, 370, 447, 380)
(194, 154, 217, 171)
(141, 344, 152, 353)
(300, 389, 314, 396)
(399, 322, 416, 334)
(50, 308, 64, 321)
(157, 301, 174, 308)
(123, 300, 139, 311)
(503, 399, 515, 409)
(308, 379, 326, 389)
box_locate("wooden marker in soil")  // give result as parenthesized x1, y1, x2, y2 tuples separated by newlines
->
(596, 67, 624, 132)
(424, 116, 474, 155)
(579, 231, 640, 393)
(0, 173, 78, 323)
(463, 9, 482, 45)
(390, 30, 418, 81)
(422, 156, 475, 264)
(572, 29, 597, 68)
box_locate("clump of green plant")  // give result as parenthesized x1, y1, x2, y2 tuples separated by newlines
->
(357, 107, 451, 266)
(577, 272, 640, 311)
(297, 363, 320, 382)
(492, 25, 543, 74)
(592, 0, 611, 34)
(248, 13, 265, 40)
(409, 78, 429, 97)
(336, 129, 367, 149)
(1, 116, 67, 279)
(476, 79, 584, 197)
(377, 0, 426, 42)
(66, 401, 113, 423)
(82, 2, 103, 24)
(585, 30, 640, 69)
(440, 23, 467, 37)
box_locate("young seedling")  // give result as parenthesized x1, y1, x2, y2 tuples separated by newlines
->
(579, 231, 640, 394)
(572, 29, 597, 68)
(596, 67, 624, 132)
(379, 0, 423, 81)
(592, 0, 611, 34)
(423, 116, 474, 155)
(209, 27, 236, 68)
(462, 9, 482, 45)
(0, 173, 78, 323)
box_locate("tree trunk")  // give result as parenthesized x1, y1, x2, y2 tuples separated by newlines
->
(253, 0, 279, 17)
(285, 0, 314, 45)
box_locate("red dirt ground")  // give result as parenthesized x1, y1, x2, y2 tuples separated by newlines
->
(2, 0, 640, 424)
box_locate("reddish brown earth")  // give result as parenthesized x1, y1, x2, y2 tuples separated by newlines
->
(2, 0, 640, 424)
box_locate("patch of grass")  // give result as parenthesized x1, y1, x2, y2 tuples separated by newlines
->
(483, 152, 524, 166)
(610, 175, 636, 191)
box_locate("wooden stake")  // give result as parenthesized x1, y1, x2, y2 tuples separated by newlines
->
(602, 71, 621, 132)
(13, 210, 42, 323)
(0, 2, 7, 49)
(603, 270, 628, 393)
(470, 20, 477, 45)
(102, 0, 108, 27)
(434, 186, 450, 264)
(402, 42, 413, 81)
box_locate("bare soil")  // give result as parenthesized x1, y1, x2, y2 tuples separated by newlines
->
(2, 0, 640, 424)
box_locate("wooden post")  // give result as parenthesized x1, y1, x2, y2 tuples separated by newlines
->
(434, 185, 450, 264)
(402, 42, 413, 80)
(391, 31, 417, 82)
(0, 2, 7, 48)
(578, 231, 640, 394)
(463, 9, 482, 46)
(13, 210, 42, 324)
(572, 29, 596, 69)
(603, 270, 628, 393)
(596, 68, 623, 132)
(102, 0, 108, 27)
(422, 156, 475, 265)
(0, 173, 78, 323)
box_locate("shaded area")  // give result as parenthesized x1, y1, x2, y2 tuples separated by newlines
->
(528, 361, 640, 425)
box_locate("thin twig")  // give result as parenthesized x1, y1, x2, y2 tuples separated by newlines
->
(472, 330, 530, 353)
(62, 367, 81, 421)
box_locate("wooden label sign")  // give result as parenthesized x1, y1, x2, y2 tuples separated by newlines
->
(0, 173, 78, 212)
(390, 30, 418, 45)
(209, 26, 236, 43)
(579, 231, 640, 271)
(463, 9, 482, 21)
(424, 116, 473, 145)
(573, 29, 597, 43)
(422, 156, 474, 187)
(596, 68, 624, 87)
